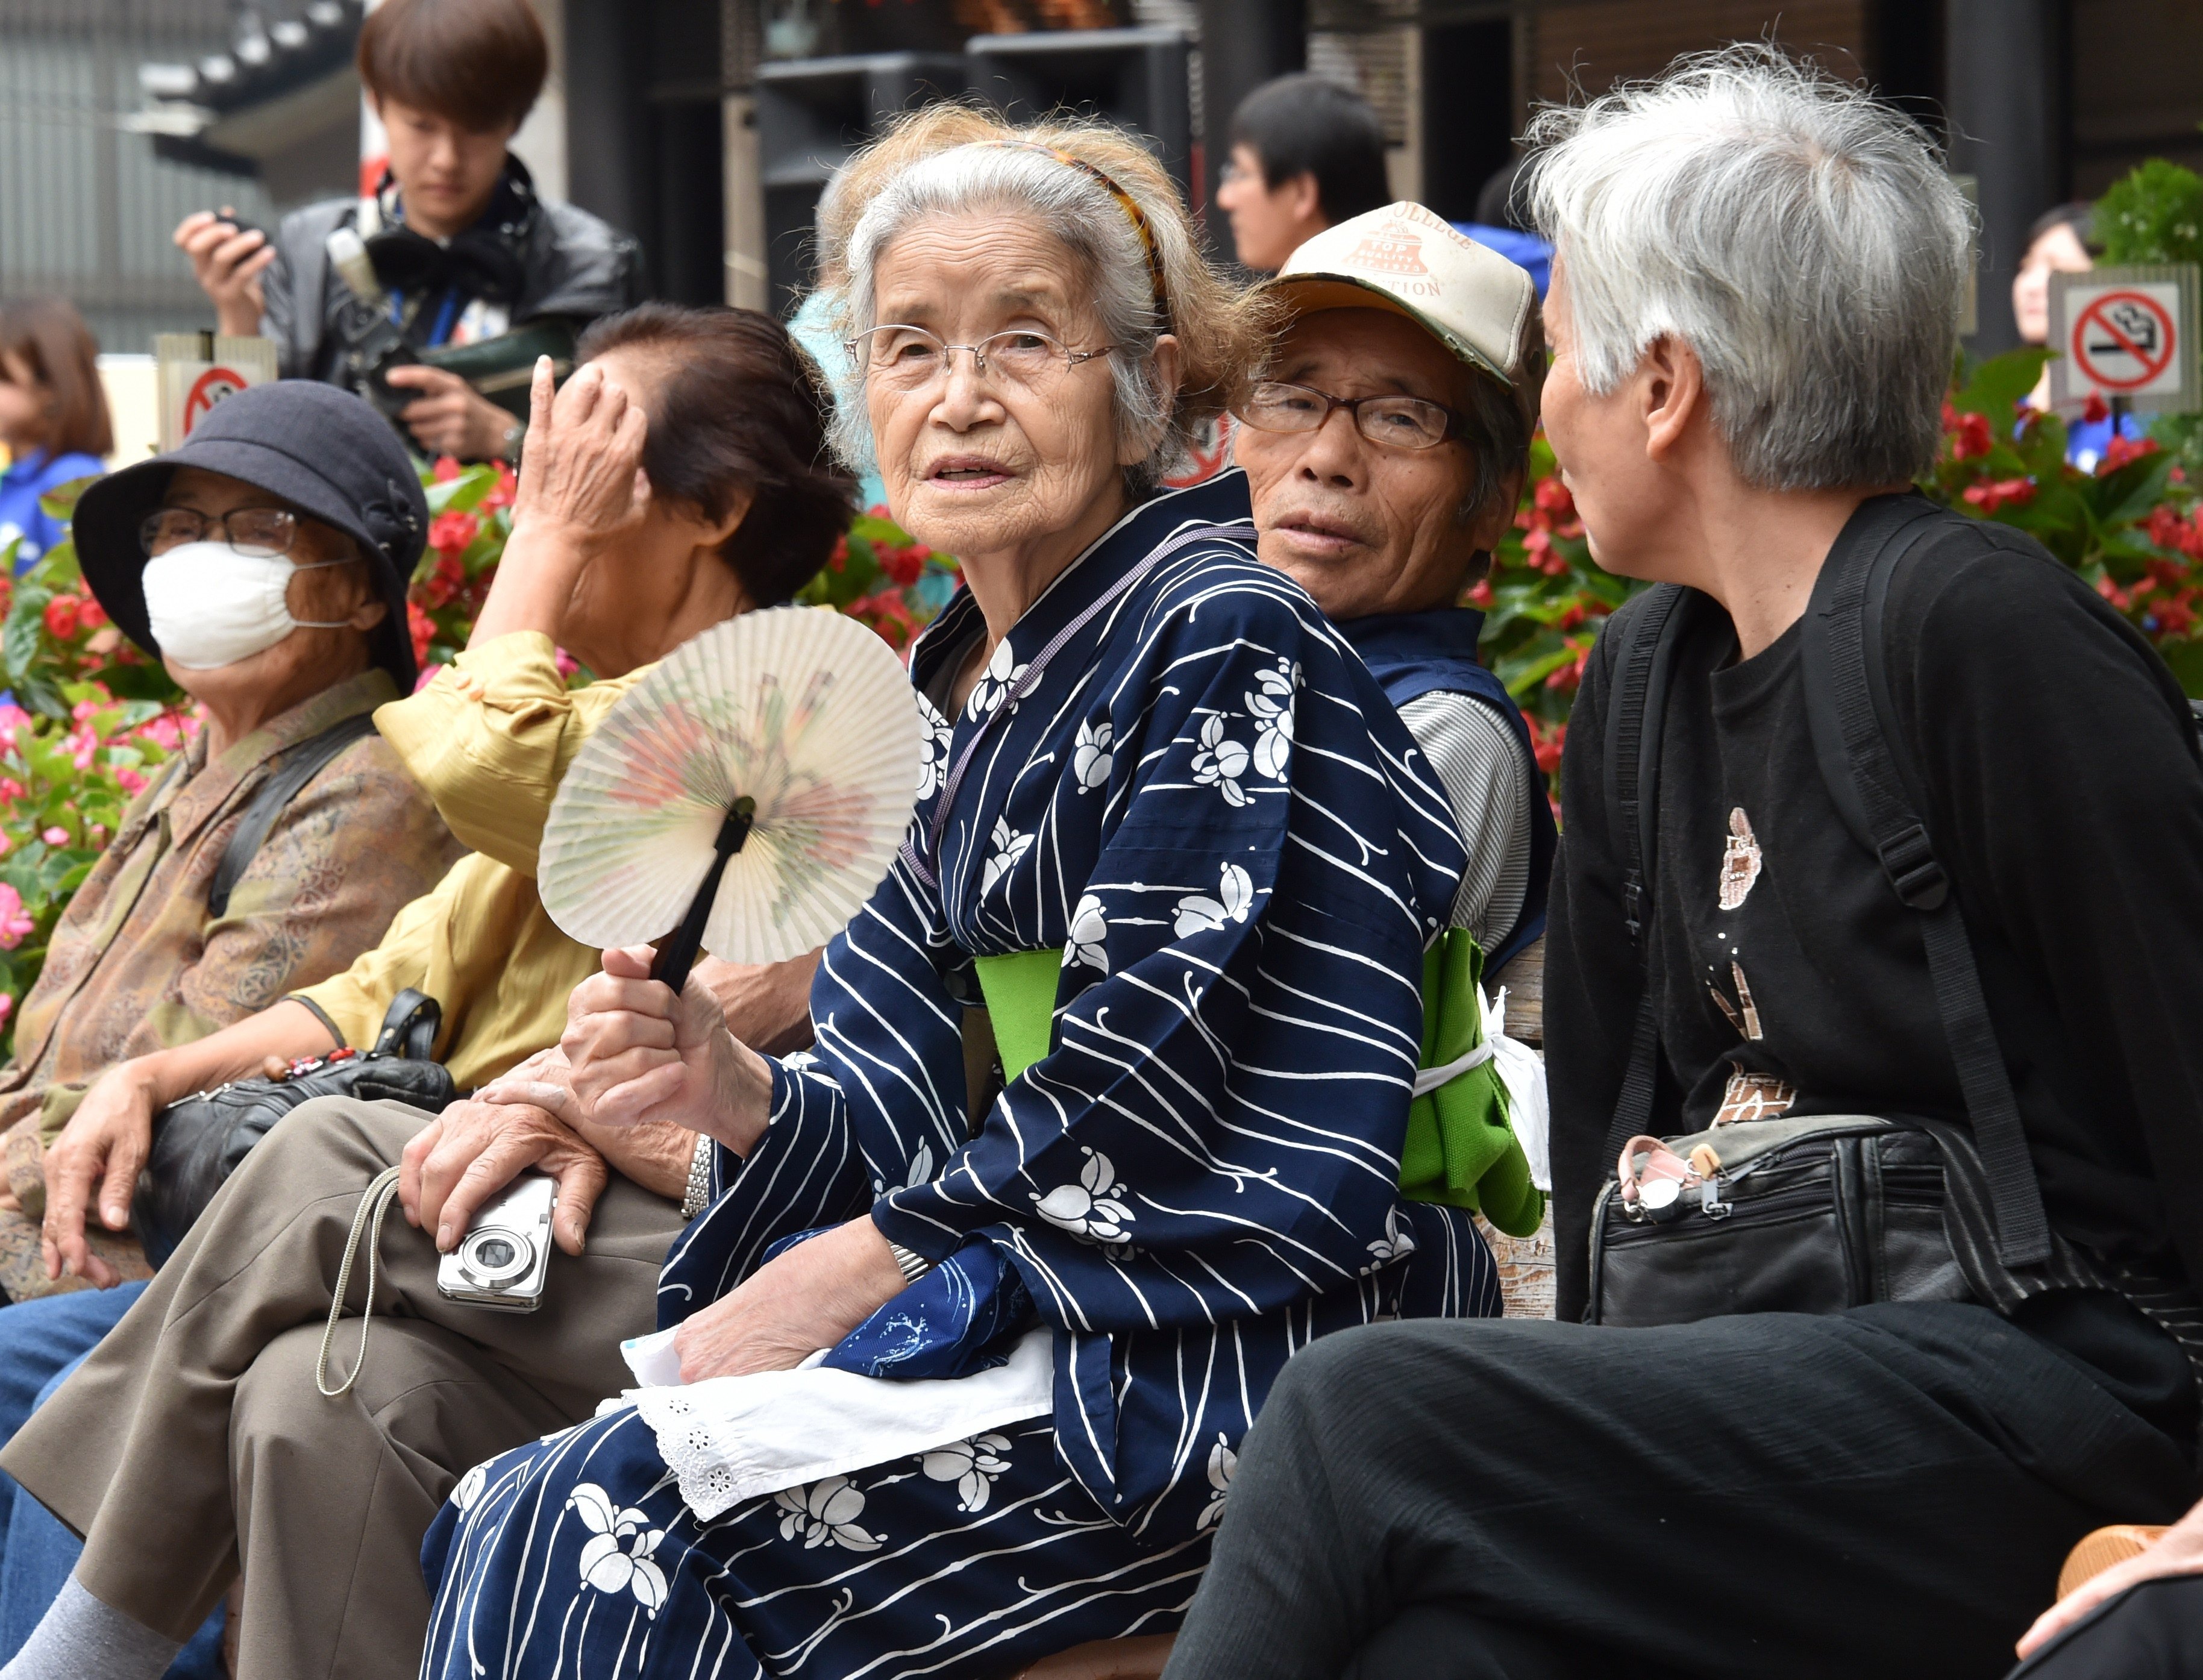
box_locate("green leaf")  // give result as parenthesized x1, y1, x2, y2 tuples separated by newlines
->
(36, 475, 99, 524)
(2158, 636, 2203, 698)
(1952, 348, 2051, 428)
(2096, 158, 2203, 266)
(422, 465, 498, 515)
(2, 582, 49, 686)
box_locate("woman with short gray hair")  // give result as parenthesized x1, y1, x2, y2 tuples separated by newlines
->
(407, 107, 1503, 1680)
(1165, 48, 2198, 1680)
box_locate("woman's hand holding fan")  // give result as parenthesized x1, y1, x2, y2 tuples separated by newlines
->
(562, 945, 774, 1156)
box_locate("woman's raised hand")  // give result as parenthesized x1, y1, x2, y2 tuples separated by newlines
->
(514, 357, 651, 541)
(562, 945, 772, 1156)
(468, 358, 651, 648)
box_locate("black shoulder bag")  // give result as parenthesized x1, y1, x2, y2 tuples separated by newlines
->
(130, 719, 460, 1265)
(1584, 500, 2203, 1401)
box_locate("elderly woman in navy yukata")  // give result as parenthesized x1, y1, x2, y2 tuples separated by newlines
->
(416, 107, 1505, 1680)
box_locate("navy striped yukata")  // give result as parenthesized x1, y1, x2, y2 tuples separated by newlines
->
(418, 472, 1502, 1679)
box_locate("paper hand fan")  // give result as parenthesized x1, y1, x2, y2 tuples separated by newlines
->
(539, 606, 925, 989)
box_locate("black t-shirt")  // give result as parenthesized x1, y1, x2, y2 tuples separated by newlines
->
(1546, 506, 2203, 1425)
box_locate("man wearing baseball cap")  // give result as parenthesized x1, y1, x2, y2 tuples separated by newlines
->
(1233, 200, 1554, 973)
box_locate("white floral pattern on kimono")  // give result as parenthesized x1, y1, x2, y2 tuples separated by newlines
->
(1195, 1435, 1236, 1531)
(774, 1476, 882, 1552)
(1249, 659, 1297, 780)
(921, 1431, 1014, 1512)
(1032, 1148, 1135, 1244)
(570, 1484, 669, 1613)
(1191, 712, 1252, 807)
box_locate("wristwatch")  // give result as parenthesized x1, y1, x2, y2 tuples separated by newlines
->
(680, 1132, 714, 1220)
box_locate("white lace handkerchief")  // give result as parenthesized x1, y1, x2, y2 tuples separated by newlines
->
(610, 1327, 1056, 1521)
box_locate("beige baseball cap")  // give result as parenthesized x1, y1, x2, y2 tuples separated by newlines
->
(1268, 201, 1539, 392)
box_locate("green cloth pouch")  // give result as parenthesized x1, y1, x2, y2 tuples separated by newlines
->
(971, 927, 1543, 1237)
(1397, 929, 1543, 1236)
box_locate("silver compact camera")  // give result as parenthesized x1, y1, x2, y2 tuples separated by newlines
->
(435, 1172, 556, 1312)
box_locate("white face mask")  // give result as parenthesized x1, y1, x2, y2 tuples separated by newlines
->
(140, 542, 356, 671)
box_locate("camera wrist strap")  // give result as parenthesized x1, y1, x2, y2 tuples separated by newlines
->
(316, 1165, 406, 1399)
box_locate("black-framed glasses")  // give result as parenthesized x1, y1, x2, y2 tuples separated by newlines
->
(848, 326, 1115, 393)
(140, 507, 298, 559)
(1233, 381, 1462, 451)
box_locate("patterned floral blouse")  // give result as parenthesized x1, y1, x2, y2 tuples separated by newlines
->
(0, 669, 464, 1296)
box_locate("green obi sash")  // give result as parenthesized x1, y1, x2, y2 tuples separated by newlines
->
(968, 929, 1543, 1236)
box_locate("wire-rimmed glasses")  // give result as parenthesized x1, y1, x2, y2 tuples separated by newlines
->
(1233, 381, 1462, 451)
(139, 507, 299, 558)
(848, 326, 1116, 394)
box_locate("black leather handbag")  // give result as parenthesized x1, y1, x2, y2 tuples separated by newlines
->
(131, 989, 458, 1267)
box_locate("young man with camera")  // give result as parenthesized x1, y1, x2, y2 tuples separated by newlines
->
(174, 0, 638, 462)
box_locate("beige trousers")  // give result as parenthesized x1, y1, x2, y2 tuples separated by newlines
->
(0, 1097, 682, 1680)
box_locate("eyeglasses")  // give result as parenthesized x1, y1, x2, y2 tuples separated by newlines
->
(848, 326, 1115, 394)
(1233, 381, 1462, 451)
(140, 507, 298, 558)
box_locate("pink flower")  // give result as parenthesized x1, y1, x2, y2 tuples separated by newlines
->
(0, 779, 24, 804)
(0, 884, 35, 948)
(554, 647, 580, 680)
(116, 768, 145, 795)
(41, 826, 67, 847)
(0, 994, 14, 1025)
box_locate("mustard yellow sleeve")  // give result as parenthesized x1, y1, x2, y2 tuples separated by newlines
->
(290, 864, 459, 1049)
(372, 630, 647, 878)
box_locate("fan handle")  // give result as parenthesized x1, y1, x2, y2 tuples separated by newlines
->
(651, 797, 756, 998)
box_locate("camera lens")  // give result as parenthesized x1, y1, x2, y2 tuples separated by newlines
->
(460, 1226, 532, 1287)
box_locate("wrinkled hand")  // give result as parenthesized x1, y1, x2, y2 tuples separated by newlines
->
(693, 951, 821, 1058)
(400, 1051, 608, 1256)
(563, 945, 771, 1154)
(384, 364, 515, 462)
(672, 1215, 906, 1382)
(2017, 1499, 2203, 1658)
(174, 209, 271, 337)
(510, 357, 650, 544)
(41, 1062, 162, 1287)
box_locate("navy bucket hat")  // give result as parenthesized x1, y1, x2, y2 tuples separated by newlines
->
(74, 381, 428, 689)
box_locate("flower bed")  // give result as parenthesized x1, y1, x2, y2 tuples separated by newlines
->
(9, 330, 2203, 1048)
(1473, 346, 2203, 795)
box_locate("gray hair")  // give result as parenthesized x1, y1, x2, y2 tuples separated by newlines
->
(1523, 47, 1971, 490)
(826, 142, 1189, 491)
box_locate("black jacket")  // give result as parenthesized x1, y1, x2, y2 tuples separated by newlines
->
(259, 158, 641, 384)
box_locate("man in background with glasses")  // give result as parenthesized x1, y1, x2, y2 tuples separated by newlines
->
(1233, 201, 1554, 973)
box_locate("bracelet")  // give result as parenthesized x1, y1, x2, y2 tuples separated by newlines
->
(888, 1241, 933, 1285)
(500, 419, 524, 465)
(680, 1132, 715, 1220)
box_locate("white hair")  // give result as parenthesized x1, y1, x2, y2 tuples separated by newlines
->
(826, 142, 1191, 490)
(1524, 47, 1972, 490)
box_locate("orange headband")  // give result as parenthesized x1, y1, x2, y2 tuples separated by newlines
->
(984, 140, 1170, 320)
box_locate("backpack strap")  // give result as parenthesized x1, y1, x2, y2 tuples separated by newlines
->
(1599, 583, 1696, 1168)
(1799, 497, 2054, 1268)
(207, 713, 380, 920)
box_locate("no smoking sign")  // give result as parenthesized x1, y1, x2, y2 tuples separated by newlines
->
(2050, 265, 2200, 415)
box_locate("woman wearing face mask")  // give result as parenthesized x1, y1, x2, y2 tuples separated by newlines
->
(0, 380, 465, 1665)
(0, 380, 464, 1301)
